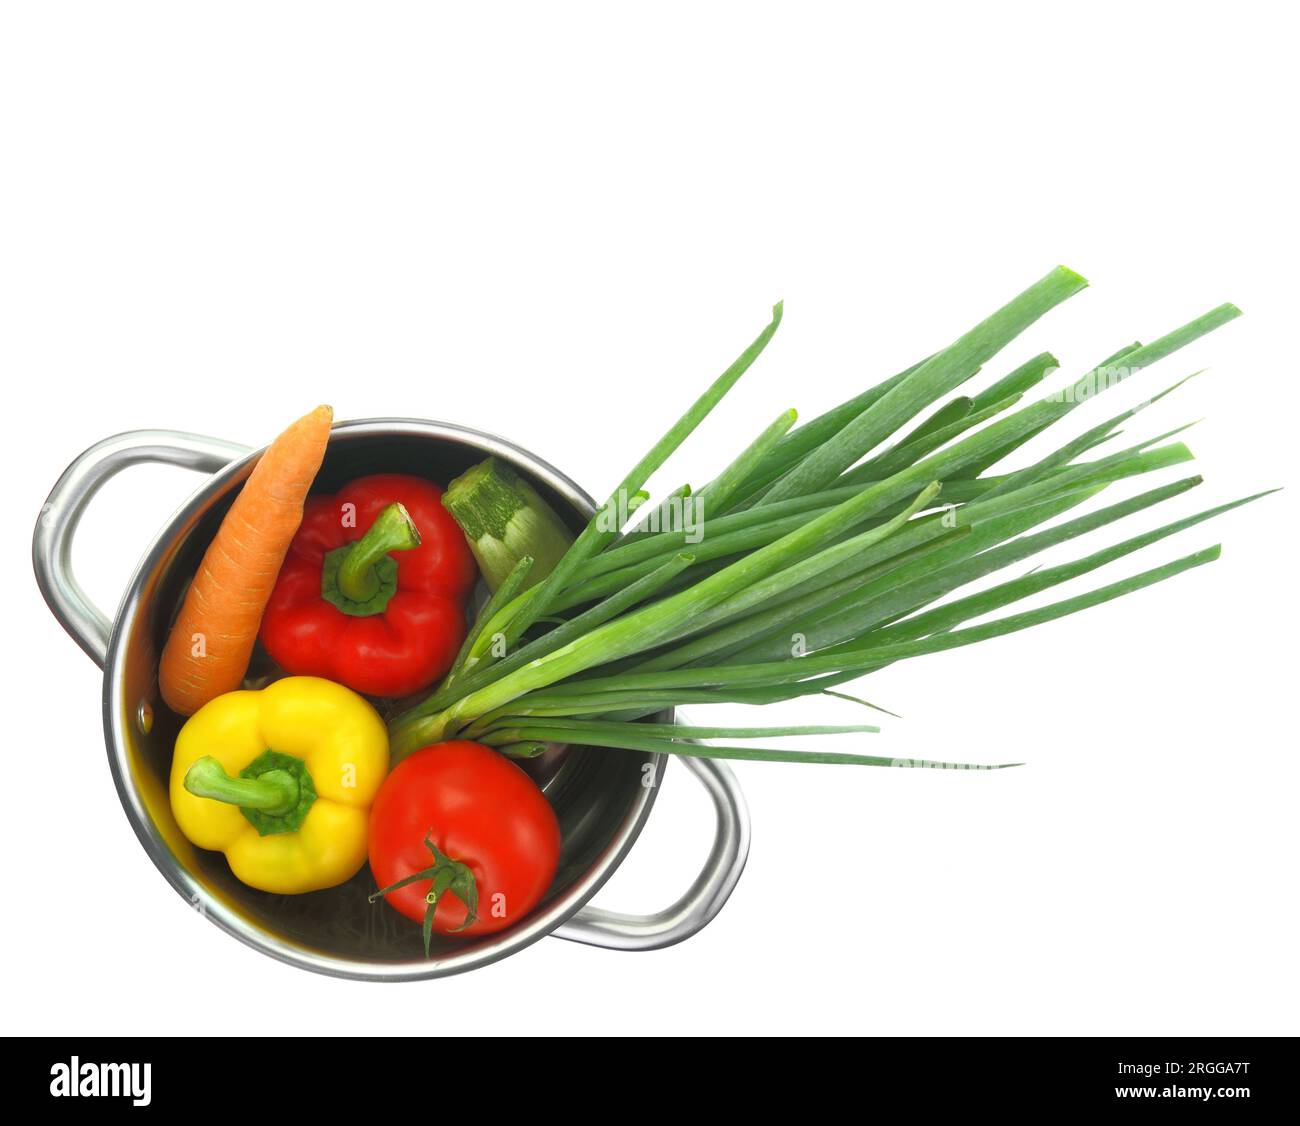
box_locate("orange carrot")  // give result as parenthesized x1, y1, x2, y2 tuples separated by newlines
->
(159, 405, 333, 715)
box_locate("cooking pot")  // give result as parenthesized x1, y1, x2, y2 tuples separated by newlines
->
(33, 419, 750, 980)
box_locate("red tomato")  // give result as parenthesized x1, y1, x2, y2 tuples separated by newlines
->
(368, 741, 561, 939)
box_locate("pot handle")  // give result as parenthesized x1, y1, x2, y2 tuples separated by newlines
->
(33, 430, 252, 668)
(552, 747, 751, 951)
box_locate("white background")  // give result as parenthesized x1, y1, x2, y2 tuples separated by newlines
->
(2, 2, 1296, 1036)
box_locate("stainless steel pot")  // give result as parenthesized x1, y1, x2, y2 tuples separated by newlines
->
(33, 419, 750, 980)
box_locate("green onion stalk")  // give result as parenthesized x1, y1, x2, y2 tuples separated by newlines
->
(391, 267, 1271, 769)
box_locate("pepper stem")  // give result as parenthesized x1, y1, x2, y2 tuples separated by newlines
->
(183, 750, 318, 836)
(184, 756, 298, 814)
(337, 503, 422, 602)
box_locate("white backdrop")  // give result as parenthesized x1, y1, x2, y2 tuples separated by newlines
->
(2, 2, 1296, 1036)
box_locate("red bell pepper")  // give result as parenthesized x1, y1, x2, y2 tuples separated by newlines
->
(260, 474, 477, 698)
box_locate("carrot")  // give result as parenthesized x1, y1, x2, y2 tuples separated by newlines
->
(159, 405, 333, 715)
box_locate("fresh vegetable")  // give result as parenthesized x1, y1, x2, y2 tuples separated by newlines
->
(368, 740, 561, 950)
(394, 267, 1272, 766)
(159, 405, 333, 716)
(442, 457, 574, 592)
(259, 474, 477, 698)
(170, 677, 388, 894)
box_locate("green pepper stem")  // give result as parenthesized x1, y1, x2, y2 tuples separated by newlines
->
(184, 756, 299, 815)
(337, 503, 422, 602)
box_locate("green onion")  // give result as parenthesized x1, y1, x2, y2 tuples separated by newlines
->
(441, 553, 535, 686)
(498, 302, 784, 643)
(393, 270, 1263, 768)
(755, 266, 1088, 503)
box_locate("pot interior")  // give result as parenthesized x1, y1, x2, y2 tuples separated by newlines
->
(108, 422, 658, 970)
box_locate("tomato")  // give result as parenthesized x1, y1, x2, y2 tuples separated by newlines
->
(368, 741, 561, 943)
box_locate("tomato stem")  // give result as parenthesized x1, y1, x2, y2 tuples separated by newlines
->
(369, 830, 479, 956)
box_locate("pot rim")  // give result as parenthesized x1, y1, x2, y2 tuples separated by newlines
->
(100, 417, 666, 981)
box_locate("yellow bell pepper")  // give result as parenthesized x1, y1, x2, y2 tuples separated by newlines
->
(169, 677, 389, 894)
